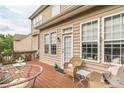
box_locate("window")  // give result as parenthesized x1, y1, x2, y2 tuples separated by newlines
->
(50, 32, 57, 55)
(33, 15, 42, 27)
(33, 18, 36, 27)
(44, 34, 49, 54)
(81, 20, 98, 61)
(44, 32, 57, 55)
(104, 13, 124, 64)
(52, 5, 60, 17)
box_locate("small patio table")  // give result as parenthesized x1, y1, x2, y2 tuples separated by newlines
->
(0, 64, 43, 88)
(76, 69, 91, 87)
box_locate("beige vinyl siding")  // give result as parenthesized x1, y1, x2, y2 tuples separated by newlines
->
(73, 22, 80, 56)
(14, 41, 22, 52)
(31, 20, 39, 33)
(60, 5, 74, 12)
(39, 28, 62, 66)
(39, 5, 124, 73)
(40, 6, 52, 23)
(32, 35, 39, 51)
(31, 6, 52, 33)
(14, 35, 32, 52)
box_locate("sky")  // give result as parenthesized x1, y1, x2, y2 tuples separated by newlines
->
(0, 5, 40, 35)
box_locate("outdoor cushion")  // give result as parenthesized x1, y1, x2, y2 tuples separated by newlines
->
(108, 65, 120, 76)
(116, 66, 124, 80)
(104, 66, 124, 87)
(68, 63, 73, 68)
(64, 68, 73, 76)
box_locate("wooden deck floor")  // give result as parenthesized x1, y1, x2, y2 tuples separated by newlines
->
(28, 60, 80, 88)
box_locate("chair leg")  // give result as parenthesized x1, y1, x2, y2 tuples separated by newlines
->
(76, 81, 85, 88)
(73, 77, 75, 82)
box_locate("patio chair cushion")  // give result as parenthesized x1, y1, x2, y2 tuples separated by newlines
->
(108, 65, 120, 76)
(104, 66, 124, 87)
(68, 63, 73, 68)
(64, 68, 74, 76)
(116, 66, 124, 80)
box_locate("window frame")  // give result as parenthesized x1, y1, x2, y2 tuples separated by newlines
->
(80, 18, 100, 63)
(50, 32, 57, 55)
(33, 15, 43, 27)
(43, 31, 57, 56)
(102, 11, 124, 65)
(44, 33, 50, 54)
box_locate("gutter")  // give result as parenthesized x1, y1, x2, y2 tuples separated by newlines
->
(35, 5, 97, 30)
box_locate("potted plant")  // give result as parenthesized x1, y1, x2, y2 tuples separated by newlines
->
(53, 63, 64, 74)
(53, 63, 59, 70)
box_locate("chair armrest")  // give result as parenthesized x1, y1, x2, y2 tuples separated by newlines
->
(64, 63, 69, 69)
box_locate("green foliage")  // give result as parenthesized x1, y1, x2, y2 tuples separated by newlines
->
(0, 34, 14, 53)
(54, 63, 59, 69)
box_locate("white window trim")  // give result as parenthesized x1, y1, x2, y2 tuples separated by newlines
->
(33, 15, 43, 28)
(80, 18, 100, 63)
(43, 33, 50, 55)
(102, 11, 124, 65)
(43, 31, 57, 56)
(50, 32, 57, 56)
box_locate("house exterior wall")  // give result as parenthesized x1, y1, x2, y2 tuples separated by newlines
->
(60, 5, 74, 12)
(31, 5, 76, 53)
(14, 40, 22, 52)
(31, 5, 76, 32)
(41, 6, 52, 23)
(32, 35, 39, 51)
(39, 5, 124, 73)
(14, 35, 32, 52)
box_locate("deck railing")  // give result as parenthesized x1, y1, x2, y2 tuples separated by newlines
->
(0, 53, 15, 65)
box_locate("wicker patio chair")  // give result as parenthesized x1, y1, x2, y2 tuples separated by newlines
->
(64, 56, 83, 82)
(88, 71, 113, 88)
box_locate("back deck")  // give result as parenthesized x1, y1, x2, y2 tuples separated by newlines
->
(28, 60, 79, 88)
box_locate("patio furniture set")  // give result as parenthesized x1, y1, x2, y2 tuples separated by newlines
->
(0, 57, 43, 88)
(63, 56, 124, 88)
(0, 56, 124, 88)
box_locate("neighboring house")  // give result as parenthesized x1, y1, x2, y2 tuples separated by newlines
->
(14, 34, 27, 52)
(29, 5, 124, 73)
(13, 34, 39, 60)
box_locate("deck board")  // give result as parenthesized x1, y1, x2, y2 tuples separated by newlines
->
(28, 60, 79, 88)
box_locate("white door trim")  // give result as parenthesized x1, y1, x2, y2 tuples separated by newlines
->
(61, 27, 73, 67)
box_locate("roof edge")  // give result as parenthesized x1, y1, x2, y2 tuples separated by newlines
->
(28, 5, 49, 19)
(36, 5, 97, 30)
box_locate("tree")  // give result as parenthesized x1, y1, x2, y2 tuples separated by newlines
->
(0, 34, 14, 53)
(0, 34, 5, 53)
